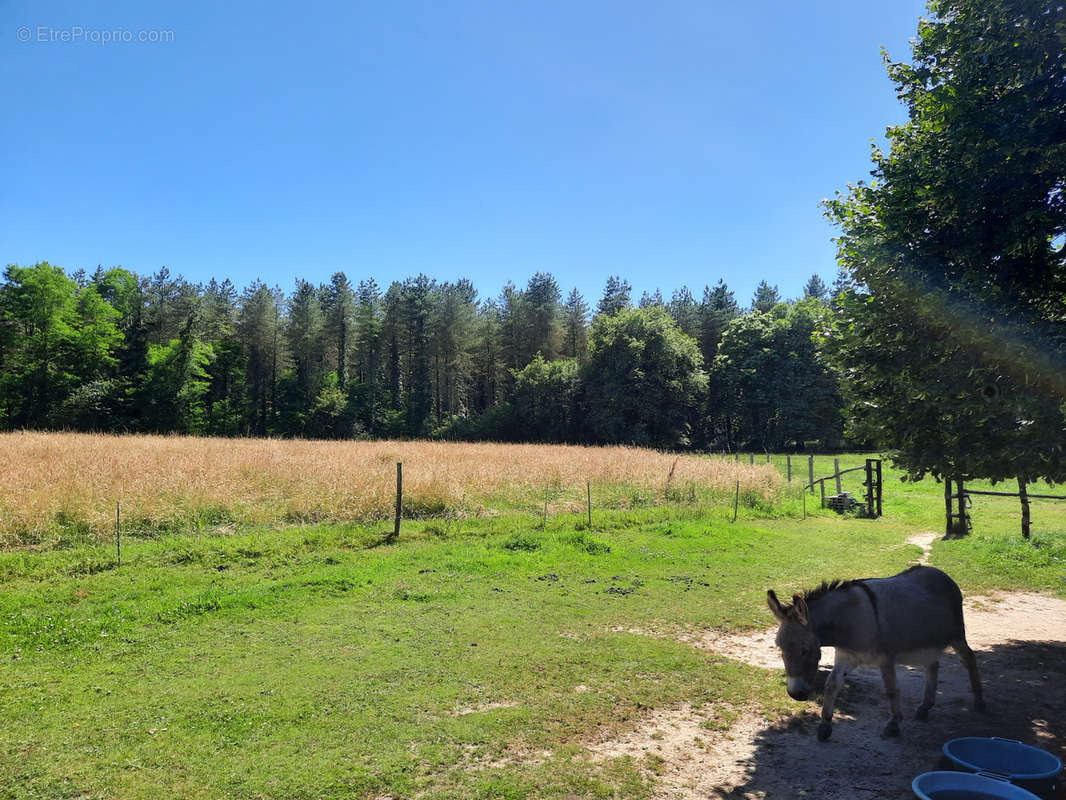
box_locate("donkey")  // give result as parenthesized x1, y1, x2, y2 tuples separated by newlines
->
(766, 565, 984, 741)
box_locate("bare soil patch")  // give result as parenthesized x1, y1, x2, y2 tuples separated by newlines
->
(590, 587, 1066, 799)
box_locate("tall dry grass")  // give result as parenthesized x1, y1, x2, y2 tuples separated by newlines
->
(0, 432, 780, 547)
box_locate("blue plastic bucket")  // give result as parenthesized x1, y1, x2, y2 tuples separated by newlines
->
(913, 770, 1041, 800)
(943, 737, 1063, 799)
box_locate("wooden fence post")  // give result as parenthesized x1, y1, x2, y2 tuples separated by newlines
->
(786, 454, 791, 483)
(732, 480, 740, 523)
(875, 459, 883, 517)
(956, 479, 967, 535)
(587, 481, 592, 528)
(864, 459, 874, 517)
(390, 462, 402, 543)
(749, 453, 754, 466)
(834, 458, 842, 494)
(1018, 477, 1030, 540)
(766, 453, 771, 464)
(808, 456, 814, 494)
(819, 480, 826, 509)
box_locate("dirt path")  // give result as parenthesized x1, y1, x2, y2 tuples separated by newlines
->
(587, 543, 1066, 799)
(905, 531, 937, 565)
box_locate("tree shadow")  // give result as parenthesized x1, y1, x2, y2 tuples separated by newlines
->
(718, 640, 1065, 799)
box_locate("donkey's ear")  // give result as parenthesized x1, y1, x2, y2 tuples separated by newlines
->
(792, 594, 809, 625)
(766, 590, 787, 622)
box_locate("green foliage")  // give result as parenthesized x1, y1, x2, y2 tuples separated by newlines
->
(138, 315, 215, 434)
(305, 374, 360, 439)
(711, 302, 841, 451)
(824, 0, 1066, 485)
(582, 307, 707, 448)
(0, 262, 121, 427)
(510, 355, 580, 442)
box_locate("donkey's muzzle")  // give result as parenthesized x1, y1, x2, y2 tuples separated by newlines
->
(786, 678, 810, 701)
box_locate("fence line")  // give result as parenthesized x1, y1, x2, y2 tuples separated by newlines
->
(958, 480, 1066, 539)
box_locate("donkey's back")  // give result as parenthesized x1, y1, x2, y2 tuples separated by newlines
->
(863, 565, 966, 654)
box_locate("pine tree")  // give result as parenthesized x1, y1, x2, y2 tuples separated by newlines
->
(431, 279, 477, 420)
(561, 288, 589, 360)
(596, 275, 632, 317)
(380, 282, 404, 416)
(201, 278, 242, 435)
(639, 289, 665, 309)
(803, 274, 829, 301)
(523, 272, 561, 361)
(352, 278, 383, 432)
(698, 280, 739, 364)
(401, 275, 435, 435)
(750, 280, 781, 313)
(667, 286, 699, 338)
(143, 267, 200, 345)
(472, 299, 505, 412)
(282, 279, 325, 430)
(239, 282, 282, 435)
(321, 272, 355, 386)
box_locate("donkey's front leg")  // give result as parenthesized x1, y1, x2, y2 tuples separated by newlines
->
(879, 660, 903, 737)
(817, 661, 849, 741)
(916, 660, 939, 720)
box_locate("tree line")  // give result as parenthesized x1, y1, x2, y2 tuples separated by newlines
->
(0, 263, 844, 451)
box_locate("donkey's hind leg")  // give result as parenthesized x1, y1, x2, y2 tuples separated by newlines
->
(952, 638, 985, 711)
(916, 660, 939, 720)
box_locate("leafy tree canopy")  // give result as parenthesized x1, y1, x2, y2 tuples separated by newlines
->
(582, 307, 707, 448)
(824, 0, 1066, 484)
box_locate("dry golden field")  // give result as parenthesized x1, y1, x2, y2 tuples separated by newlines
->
(0, 431, 780, 547)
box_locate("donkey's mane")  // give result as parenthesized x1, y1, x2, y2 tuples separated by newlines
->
(776, 578, 859, 615)
(800, 578, 858, 606)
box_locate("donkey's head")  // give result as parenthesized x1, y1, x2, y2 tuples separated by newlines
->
(767, 589, 821, 701)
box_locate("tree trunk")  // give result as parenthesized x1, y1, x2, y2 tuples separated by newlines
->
(944, 479, 953, 536)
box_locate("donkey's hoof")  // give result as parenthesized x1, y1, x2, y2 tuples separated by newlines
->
(881, 720, 901, 738)
(915, 705, 930, 721)
(816, 722, 833, 742)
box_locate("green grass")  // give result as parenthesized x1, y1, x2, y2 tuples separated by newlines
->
(1, 456, 1063, 798)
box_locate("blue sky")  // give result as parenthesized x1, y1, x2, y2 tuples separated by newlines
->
(3, 1, 929, 307)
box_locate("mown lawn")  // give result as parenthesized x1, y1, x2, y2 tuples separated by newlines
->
(2, 453, 1063, 799)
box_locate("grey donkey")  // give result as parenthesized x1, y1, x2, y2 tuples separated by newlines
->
(767, 565, 984, 740)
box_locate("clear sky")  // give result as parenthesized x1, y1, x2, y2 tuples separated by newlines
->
(3, 0, 930, 307)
